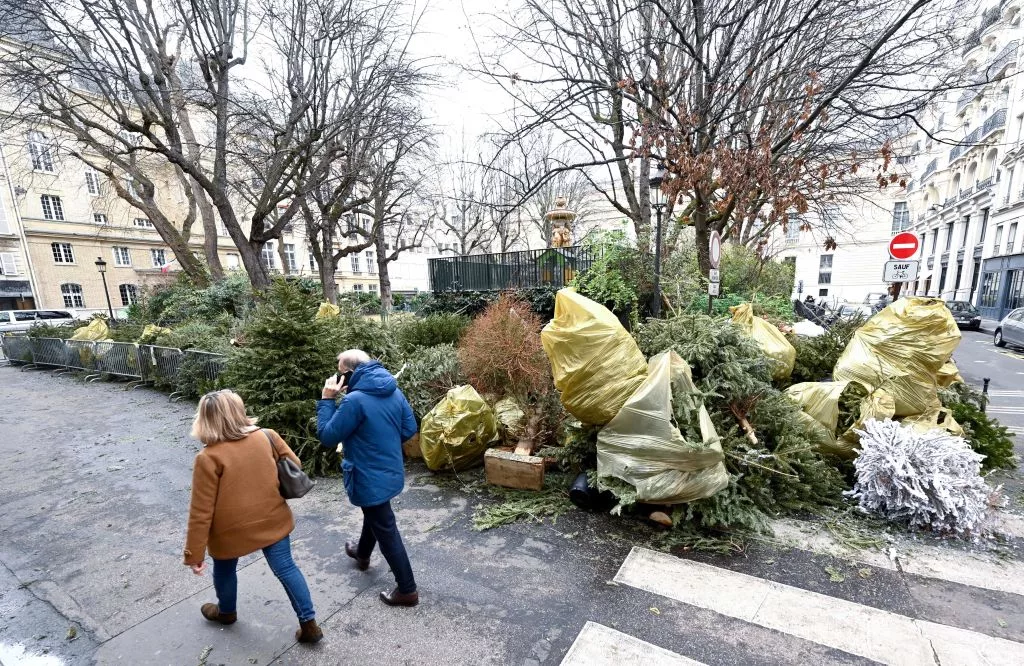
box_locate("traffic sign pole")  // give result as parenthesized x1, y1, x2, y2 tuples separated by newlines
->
(708, 231, 722, 315)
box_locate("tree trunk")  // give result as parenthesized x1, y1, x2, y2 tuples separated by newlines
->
(195, 186, 224, 281)
(278, 239, 290, 276)
(375, 232, 393, 316)
(320, 260, 338, 303)
(694, 206, 711, 275)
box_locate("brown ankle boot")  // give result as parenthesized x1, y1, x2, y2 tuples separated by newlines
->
(345, 541, 369, 571)
(200, 603, 237, 625)
(295, 618, 323, 644)
(379, 587, 419, 607)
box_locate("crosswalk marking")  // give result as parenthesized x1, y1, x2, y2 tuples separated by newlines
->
(986, 390, 1024, 396)
(986, 406, 1024, 414)
(559, 622, 706, 666)
(614, 547, 1024, 666)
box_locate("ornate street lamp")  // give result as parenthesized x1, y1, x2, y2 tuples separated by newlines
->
(649, 164, 667, 317)
(95, 256, 115, 320)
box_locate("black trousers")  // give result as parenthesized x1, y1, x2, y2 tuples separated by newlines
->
(356, 500, 417, 594)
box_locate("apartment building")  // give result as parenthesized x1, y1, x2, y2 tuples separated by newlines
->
(907, 1, 1024, 321)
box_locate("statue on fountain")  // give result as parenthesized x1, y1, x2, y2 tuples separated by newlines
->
(545, 196, 577, 248)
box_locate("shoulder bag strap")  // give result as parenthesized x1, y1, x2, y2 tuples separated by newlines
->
(261, 429, 279, 462)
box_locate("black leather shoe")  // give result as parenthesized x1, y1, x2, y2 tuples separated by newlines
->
(345, 541, 369, 571)
(379, 587, 419, 607)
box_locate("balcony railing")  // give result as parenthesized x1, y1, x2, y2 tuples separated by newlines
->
(987, 40, 1019, 79)
(957, 87, 978, 115)
(922, 157, 939, 182)
(959, 185, 974, 201)
(949, 109, 1007, 163)
(976, 176, 995, 191)
(928, 256, 935, 269)
(982, 108, 1008, 137)
(428, 245, 602, 292)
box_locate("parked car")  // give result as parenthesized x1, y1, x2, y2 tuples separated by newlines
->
(837, 303, 874, 321)
(994, 308, 1024, 349)
(945, 301, 982, 331)
(0, 310, 77, 334)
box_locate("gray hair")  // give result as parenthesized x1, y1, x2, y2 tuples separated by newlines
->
(337, 349, 371, 371)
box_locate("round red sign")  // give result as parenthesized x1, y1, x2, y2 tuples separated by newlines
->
(889, 232, 920, 260)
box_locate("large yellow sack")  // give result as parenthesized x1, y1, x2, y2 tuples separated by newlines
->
(730, 303, 795, 380)
(786, 381, 894, 458)
(541, 289, 648, 425)
(597, 351, 729, 505)
(937, 360, 964, 388)
(833, 297, 960, 417)
(315, 302, 341, 319)
(70, 319, 110, 341)
(138, 324, 171, 344)
(420, 385, 498, 471)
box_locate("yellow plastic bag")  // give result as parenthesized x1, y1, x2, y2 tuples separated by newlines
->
(730, 303, 795, 381)
(420, 385, 498, 471)
(902, 408, 964, 437)
(541, 289, 648, 425)
(315, 302, 341, 319)
(494, 397, 526, 441)
(833, 297, 960, 417)
(937, 361, 964, 388)
(70, 319, 110, 341)
(138, 324, 171, 344)
(596, 351, 729, 505)
(787, 381, 896, 457)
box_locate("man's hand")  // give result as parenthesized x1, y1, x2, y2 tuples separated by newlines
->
(189, 562, 206, 576)
(323, 374, 344, 400)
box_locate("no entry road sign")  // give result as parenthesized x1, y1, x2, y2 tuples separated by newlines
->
(889, 232, 920, 260)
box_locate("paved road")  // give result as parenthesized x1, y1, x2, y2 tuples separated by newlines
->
(951, 329, 1024, 438)
(1, 367, 1023, 666)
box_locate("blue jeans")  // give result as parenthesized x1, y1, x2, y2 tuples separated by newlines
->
(356, 501, 417, 594)
(212, 535, 316, 622)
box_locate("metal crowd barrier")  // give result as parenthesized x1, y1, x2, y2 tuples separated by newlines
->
(1, 334, 226, 396)
(1, 334, 33, 365)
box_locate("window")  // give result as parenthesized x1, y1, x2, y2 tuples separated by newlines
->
(308, 251, 316, 272)
(60, 283, 85, 308)
(939, 264, 948, 292)
(980, 272, 1001, 308)
(818, 288, 829, 297)
(961, 216, 970, 246)
(85, 169, 100, 196)
(944, 222, 954, 251)
(93, 213, 108, 225)
(133, 218, 154, 229)
(366, 251, 376, 274)
(51, 242, 74, 264)
(112, 246, 131, 267)
(283, 243, 297, 272)
(353, 284, 364, 292)
(994, 225, 1004, 254)
(350, 253, 362, 274)
(818, 254, 833, 285)
(150, 248, 166, 267)
(1008, 222, 1018, 254)
(27, 131, 54, 172)
(890, 202, 910, 233)
(980, 208, 990, 245)
(261, 242, 276, 270)
(955, 262, 964, 289)
(225, 253, 240, 270)
(369, 283, 378, 294)
(786, 213, 800, 241)
(40, 195, 64, 221)
(0, 252, 17, 275)
(118, 284, 139, 306)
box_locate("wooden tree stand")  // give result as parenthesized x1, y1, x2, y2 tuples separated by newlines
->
(484, 443, 545, 491)
(402, 433, 423, 459)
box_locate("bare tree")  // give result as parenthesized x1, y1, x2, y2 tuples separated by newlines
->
(429, 154, 497, 255)
(0, 0, 393, 288)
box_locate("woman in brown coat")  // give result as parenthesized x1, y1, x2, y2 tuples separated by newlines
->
(183, 389, 322, 644)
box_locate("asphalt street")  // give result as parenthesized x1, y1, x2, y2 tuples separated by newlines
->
(951, 328, 1024, 438)
(1, 357, 1023, 666)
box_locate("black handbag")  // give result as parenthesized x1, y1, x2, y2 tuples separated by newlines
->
(262, 429, 315, 499)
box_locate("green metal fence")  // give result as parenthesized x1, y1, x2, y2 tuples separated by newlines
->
(428, 246, 600, 292)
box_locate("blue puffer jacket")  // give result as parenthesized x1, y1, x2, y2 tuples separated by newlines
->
(316, 361, 417, 507)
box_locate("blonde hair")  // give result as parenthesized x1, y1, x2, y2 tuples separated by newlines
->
(191, 389, 258, 445)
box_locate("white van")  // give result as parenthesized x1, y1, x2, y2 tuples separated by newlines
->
(0, 310, 78, 334)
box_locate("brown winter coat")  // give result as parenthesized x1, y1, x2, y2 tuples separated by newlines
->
(183, 429, 301, 565)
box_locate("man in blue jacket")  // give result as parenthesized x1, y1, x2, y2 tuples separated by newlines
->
(317, 349, 419, 607)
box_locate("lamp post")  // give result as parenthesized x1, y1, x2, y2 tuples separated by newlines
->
(649, 164, 667, 318)
(95, 257, 115, 321)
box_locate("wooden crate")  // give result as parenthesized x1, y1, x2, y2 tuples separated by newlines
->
(402, 433, 423, 459)
(484, 447, 545, 491)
